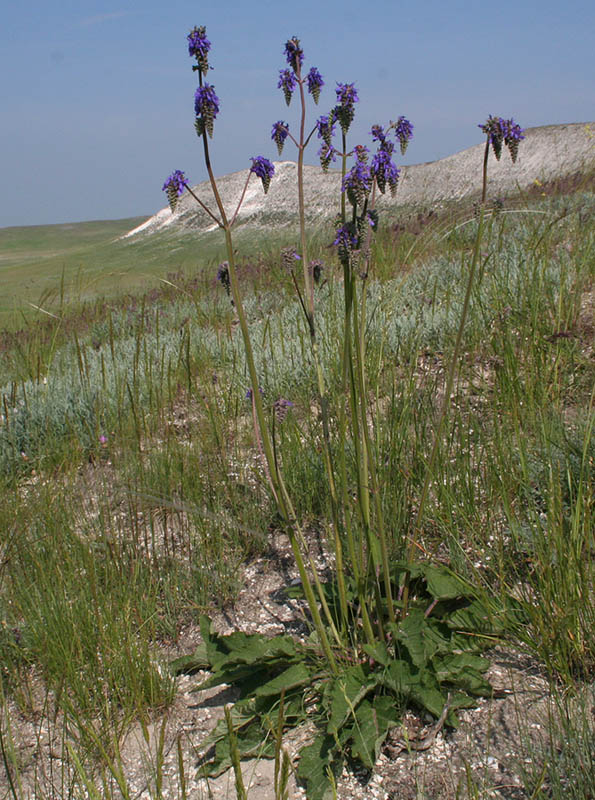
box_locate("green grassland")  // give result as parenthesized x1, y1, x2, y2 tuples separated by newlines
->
(0, 184, 593, 798)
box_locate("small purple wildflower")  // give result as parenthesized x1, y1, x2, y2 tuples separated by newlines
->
(394, 116, 414, 155)
(342, 161, 372, 207)
(187, 26, 210, 74)
(99, 435, 108, 445)
(274, 397, 294, 421)
(250, 156, 275, 194)
(353, 144, 369, 163)
(334, 222, 359, 262)
(318, 142, 338, 172)
(334, 82, 359, 134)
(278, 68, 297, 106)
(335, 82, 358, 107)
(281, 247, 301, 271)
(370, 124, 386, 143)
(371, 149, 400, 196)
(271, 121, 290, 156)
(246, 386, 264, 401)
(316, 114, 336, 147)
(307, 67, 324, 104)
(162, 169, 187, 211)
(194, 83, 219, 137)
(284, 37, 304, 72)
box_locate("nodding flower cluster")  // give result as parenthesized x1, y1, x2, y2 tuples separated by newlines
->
(479, 116, 525, 163)
(162, 170, 187, 211)
(334, 82, 359, 134)
(250, 156, 275, 194)
(271, 121, 290, 156)
(277, 37, 324, 109)
(163, 27, 275, 215)
(194, 83, 220, 138)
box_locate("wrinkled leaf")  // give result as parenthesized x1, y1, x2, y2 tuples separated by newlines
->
(254, 663, 313, 697)
(169, 642, 209, 674)
(423, 564, 471, 600)
(327, 664, 378, 734)
(351, 695, 400, 769)
(297, 734, 343, 800)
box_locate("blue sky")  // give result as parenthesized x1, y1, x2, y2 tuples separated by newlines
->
(1, 0, 593, 227)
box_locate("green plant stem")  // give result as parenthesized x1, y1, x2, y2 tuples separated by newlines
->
(402, 204, 487, 616)
(196, 82, 338, 671)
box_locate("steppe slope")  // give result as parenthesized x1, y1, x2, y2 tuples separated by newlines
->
(126, 122, 594, 238)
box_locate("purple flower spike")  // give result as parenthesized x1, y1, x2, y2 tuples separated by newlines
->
(316, 114, 336, 148)
(250, 156, 275, 194)
(187, 26, 210, 74)
(271, 121, 290, 156)
(278, 69, 297, 106)
(394, 116, 414, 155)
(335, 82, 359, 108)
(335, 82, 359, 133)
(162, 169, 187, 211)
(318, 142, 338, 172)
(284, 37, 304, 72)
(370, 124, 386, 143)
(371, 149, 400, 197)
(307, 67, 324, 104)
(194, 83, 220, 138)
(342, 160, 372, 207)
(334, 222, 359, 262)
(479, 116, 524, 162)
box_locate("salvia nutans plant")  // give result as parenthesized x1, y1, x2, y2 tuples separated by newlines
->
(162, 27, 526, 799)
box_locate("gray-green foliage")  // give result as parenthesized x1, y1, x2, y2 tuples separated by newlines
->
(0, 194, 589, 479)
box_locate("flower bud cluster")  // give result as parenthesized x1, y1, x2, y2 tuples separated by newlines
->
(333, 222, 359, 261)
(394, 116, 414, 155)
(271, 121, 290, 156)
(194, 83, 220, 138)
(479, 116, 525, 163)
(162, 169, 187, 211)
(250, 156, 275, 194)
(187, 26, 210, 75)
(307, 67, 324, 104)
(284, 37, 304, 72)
(281, 247, 301, 271)
(278, 69, 297, 106)
(342, 160, 372, 208)
(369, 124, 401, 196)
(334, 83, 359, 134)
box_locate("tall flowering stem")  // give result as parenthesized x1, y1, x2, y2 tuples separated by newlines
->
(165, 28, 338, 672)
(401, 116, 524, 616)
(479, 116, 525, 203)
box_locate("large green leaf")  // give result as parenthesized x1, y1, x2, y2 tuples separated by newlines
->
(297, 734, 343, 800)
(381, 660, 447, 720)
(350, 695, 400, 769)
(362, 641, 391, 667)
(433, 653, 492, 696)
(199, 715, 275, 778)
(393, 609, 451, 667)
(169, 641, 209, 674)
(422, 564, 471, 600)
(327, 664, 378, 735)
(253, 663, 313, 697)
